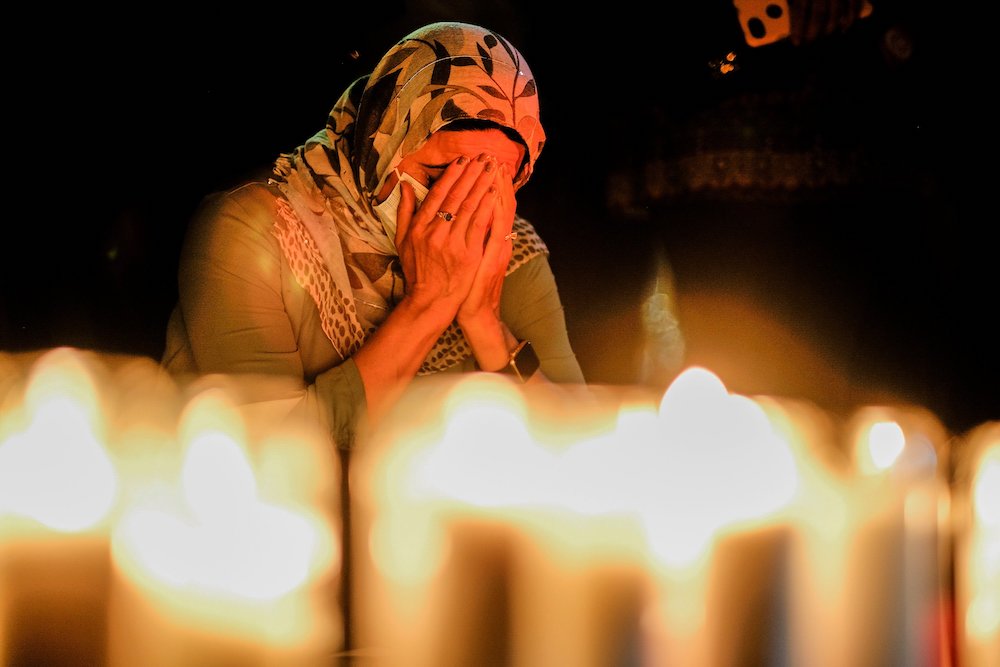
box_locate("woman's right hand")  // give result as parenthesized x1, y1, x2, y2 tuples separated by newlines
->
(394, 154, 500, 321)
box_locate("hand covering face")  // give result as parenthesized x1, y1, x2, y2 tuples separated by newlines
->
(269, 22, 548, 373)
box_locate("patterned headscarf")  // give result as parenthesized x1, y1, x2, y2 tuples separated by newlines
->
(269, 22, 548, 373)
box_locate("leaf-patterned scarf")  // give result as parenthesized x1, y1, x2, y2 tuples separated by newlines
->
(269, 21, 548, 373)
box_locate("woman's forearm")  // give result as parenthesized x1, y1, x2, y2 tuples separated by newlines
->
(352, 295, 455, 419)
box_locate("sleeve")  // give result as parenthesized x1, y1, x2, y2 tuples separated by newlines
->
(500, 253, 586, 384)
(172, 185, 367, 448)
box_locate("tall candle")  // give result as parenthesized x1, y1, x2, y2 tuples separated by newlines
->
(0, 348, 119, 667)
(507, 396, 656, 667)
(756, 396, 854, 667)
(354, 374, 533, 666)
(355, 375, 651, 667)
(841, 406, 950, 667)
(107, 383, 341, 667)
(634, 367, 800, 667)
(953, 421, 1000, 667)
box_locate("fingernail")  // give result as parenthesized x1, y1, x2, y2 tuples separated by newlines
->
(477, 153, 488, 162)
(457, 156, 468, 165)
(485, 160, 495, 173)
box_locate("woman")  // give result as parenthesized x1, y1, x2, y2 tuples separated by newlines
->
(162, 22, 584, 448)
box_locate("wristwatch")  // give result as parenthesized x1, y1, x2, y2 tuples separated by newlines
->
(496, 340, 540, 383)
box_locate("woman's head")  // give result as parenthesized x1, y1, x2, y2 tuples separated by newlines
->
(352, 22, 544, 204)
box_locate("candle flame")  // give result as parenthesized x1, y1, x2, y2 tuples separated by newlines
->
(860, 420, 906, 473)
(0, 348, 117, 531)
(113, 389, 325, 602)
(415, 375, 542, 508)
(963, 435, 1000, 644)
(973, 444, 1000, 527)
(645, 368, 798, 569)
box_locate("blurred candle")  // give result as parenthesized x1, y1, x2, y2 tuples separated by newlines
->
(631, 367, 801, 667)
(842, 406, 950, 667)
(953, 421, 1000, 667)
(355, 374, 533, 667)
(507, 397, 656, 667)
(0, 348, 119, 667)
(356, 375, 651, 667)
(756, 396, 855, 667)
(107, 385, 341, 667)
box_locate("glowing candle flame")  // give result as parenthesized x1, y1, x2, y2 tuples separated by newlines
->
(860, 421, 907, 473)
(0, 348, 117, 532)
(967, 441, 1000, 641)
(644, 367, 799, 569)
(113, 389, 325, 602)
(415, 375, 542, 508)
(973, 444, 1000, 527)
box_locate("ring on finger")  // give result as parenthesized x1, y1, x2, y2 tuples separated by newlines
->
(436, 211, 455, 222)
(504, 232, 518, 241)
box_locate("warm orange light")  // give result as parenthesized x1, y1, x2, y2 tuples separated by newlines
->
(642, 367, 799, 569)
(967, 442, 1000, 642)
(860, 420, 906, 473)
(0, 348, 118, 532)
(112, 389, 329, 605)
(973, 444, 1000, 527)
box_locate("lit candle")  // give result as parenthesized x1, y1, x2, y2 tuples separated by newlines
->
(506, 393, 657, 667)
(755, 395, 854, 667)
(841, 406, 950, 667)
(639, 367, 800, 667)
(0, 347, 119, 667)
(355, 375, 651, 667)
(107, 383, 341, 667)
(953, 421, 1000, 667)
(354, 374, 532, 666)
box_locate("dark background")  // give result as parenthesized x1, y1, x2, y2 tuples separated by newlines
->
(3, 2, 994, 435)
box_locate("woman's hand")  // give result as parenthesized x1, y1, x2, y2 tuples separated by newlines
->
(457, 162, 515, 324)
(457, 162, 521, 371)
(394, 154, 500, 322)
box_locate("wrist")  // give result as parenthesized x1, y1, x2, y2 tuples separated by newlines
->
(461, 316, 516, 372)
(395, 292, 457, 332)
(477, 339, 540, 383)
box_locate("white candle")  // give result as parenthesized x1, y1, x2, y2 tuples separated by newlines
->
(954, 421, 1000, 667)
(841, 406, 950, 667)
(355, 375, 651, 667)
(0, 348, 119, 667)
(638, 368, 803, 667)
(107, 383, 342, 667)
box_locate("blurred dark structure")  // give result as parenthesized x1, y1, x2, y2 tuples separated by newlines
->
(3, 1, 994, 434)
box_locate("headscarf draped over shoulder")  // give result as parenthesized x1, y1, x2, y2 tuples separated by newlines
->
(268, 22, 549, 372)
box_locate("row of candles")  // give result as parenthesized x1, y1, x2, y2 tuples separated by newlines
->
(0, 348, 342, 666)
(1, 346, 997, 666)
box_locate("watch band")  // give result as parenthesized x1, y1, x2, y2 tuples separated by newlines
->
(497, 340, 539, 383)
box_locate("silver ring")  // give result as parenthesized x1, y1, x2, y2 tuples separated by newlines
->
(504, 232, 518, 241)
(436, 211, 455, 222)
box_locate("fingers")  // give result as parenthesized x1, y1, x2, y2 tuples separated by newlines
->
(480, 164, 516, 268)
(488, 163, 515, 245)
(420, 153, 502, 248)
(452, 154, 499, 217)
